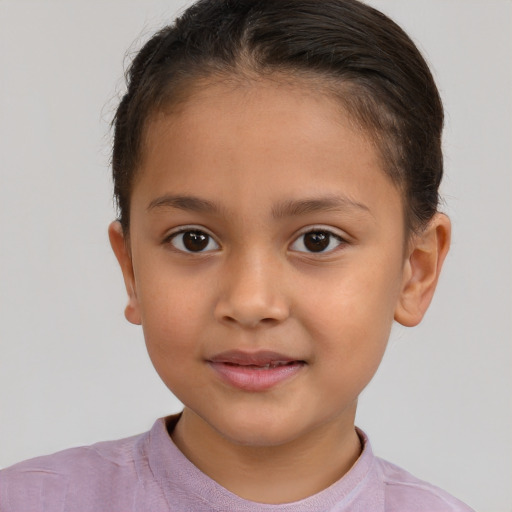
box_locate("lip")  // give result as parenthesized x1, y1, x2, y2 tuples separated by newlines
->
(207, 350, 306, 392)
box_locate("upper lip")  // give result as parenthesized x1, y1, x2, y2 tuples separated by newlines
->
(207, 350, 303, 366)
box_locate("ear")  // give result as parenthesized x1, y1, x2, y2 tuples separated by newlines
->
(394, 213, 451, 327)
(108, 221, 142, 325)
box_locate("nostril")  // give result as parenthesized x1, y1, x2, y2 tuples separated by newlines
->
(260, 317, 279, 325)
(221, 315, 278, 329)
(217, 307, 288, 329)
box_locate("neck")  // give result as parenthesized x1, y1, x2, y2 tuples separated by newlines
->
(171, 407, 362, 504)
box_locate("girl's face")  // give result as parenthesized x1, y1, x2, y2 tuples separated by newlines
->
(113, 80, 412, 447)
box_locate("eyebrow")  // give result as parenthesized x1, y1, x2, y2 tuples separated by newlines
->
(271, 195, 371, 219)
(147, 194, 222, 214)
(147, 193, 370, 217)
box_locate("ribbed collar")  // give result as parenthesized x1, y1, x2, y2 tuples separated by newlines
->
(140, 415, 384, 512)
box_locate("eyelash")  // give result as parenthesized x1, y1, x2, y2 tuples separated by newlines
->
(290, 228, 346, 254)
(163, 226, 347, 255)
(164, 227, 220, 254)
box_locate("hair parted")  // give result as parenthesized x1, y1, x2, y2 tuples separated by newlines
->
(112, 0, 444, 234)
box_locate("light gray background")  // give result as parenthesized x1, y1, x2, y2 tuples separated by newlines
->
(0, 1, 511, 510)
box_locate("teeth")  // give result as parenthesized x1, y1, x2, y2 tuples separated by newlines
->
(261, 362, 291, 369)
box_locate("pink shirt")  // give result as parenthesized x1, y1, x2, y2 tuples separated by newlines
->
(0, 415, 474, 511)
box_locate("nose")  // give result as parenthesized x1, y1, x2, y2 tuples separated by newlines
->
(214, 252, 290, 329)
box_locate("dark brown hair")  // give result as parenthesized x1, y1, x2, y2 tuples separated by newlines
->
(112, 0, 444, 234)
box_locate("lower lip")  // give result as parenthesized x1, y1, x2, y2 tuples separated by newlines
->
(208, 362, 305, 391)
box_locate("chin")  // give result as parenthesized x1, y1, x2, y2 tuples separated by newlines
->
(209, 409, 312, 448)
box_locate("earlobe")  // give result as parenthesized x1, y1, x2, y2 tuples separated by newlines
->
(108, 221, 142, 325)
(394, 213, 451, 327)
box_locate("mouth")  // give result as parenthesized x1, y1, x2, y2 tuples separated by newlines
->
(207, 350, 306, 391)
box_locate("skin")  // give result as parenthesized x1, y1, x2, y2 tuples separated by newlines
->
(109, 80, 450, 504)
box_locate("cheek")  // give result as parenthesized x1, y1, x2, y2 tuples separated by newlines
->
(136, 271, 212, 361)
(298, 260, 402, 362)
(303, 281, 394, 403)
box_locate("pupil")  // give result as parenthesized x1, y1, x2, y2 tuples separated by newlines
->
(304, 232, 329, 252)
(183, 231, 208, 251)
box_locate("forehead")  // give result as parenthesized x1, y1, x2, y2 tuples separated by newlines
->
(142, 76, 372, 162)
(134, 80, 402, 223)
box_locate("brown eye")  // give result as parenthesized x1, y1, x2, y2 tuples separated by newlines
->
(304, 232, 329, 252)
(184, 231, 208, 251)
(169, 229, 219, 253)
(290, 230, 343, 253)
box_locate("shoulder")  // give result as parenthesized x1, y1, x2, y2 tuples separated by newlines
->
(0, 432, 146, 512)
(375, 457, 475, 512)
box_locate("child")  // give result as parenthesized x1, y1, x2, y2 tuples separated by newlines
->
(0, 0, 476, 510)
